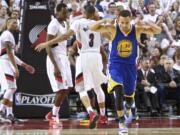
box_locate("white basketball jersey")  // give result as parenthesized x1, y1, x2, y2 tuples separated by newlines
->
(71, 18, 102, 53)
(47, 18, 68, 55)
(0, 30, 15, 59)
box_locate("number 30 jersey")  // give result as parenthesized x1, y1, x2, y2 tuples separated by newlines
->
(70, 18, 102, 53)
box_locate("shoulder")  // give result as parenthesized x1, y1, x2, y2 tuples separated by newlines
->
(48, 18, 59, 29)
(1, 30, 12, 37)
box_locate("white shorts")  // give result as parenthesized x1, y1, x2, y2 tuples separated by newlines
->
(75, 55, 84, 92)
(80, 52, 108, 91)
(46, 54, 73, 92)
(0, 58, 17, 90)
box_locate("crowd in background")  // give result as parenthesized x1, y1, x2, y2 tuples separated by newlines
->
(0, 0, 180, 117)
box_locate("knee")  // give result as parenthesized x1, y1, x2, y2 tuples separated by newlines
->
(125, 97, 134, 109)
(79, 91, 88, 99)
(114, 85, 123, 95)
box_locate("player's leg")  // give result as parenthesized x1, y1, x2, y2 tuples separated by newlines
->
(0, 59, 18, 123)
(124, 64, 137, 124)
(3, 88, 19, 123)
(108, 66, 127, 133)
(46, 56, 69, 127)
(94, 85, 107, 124)
(81, 53, 99, 129)
(91, 53, 107, 124)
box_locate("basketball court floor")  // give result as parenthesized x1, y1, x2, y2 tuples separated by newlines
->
(0, 116, 180, 135)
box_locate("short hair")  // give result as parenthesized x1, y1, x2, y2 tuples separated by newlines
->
(56, 3, 67, 12)
(108, 2, 116, 8)
(6, 18, 16, 24)
(120, 10, 131, 17)
(84, 5, 95, 15)
(140, 57, 149, 64)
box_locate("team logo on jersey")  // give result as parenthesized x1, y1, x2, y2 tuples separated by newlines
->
(117, 40, 132, 57)
(29, 25, 47, 48)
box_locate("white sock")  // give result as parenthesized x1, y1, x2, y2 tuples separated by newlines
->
(52, 106, 60, 117)
(6, 107, 13, 116)
(87, 106, 93, 114)
(100, 108, 105, 116)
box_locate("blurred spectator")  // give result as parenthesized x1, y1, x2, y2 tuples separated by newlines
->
(0, 5, 8, 32)
(136, 58, 159, 116)
(159, 0, 176, 12)
(172, 16, 180, 41)
(143, 2, 158, 23)
(157, 58, 180, 114)
(173, 47, 180, 71)
(96, 0, 104, 12)
(104, 2, 116, 19)
(99, 0, 110, 13)
(150, 47, 162, 65)
(129, 0, 147, 17)
(170, 1, 180, 21)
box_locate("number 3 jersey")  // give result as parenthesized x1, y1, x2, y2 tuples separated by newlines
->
(70, 18, 102, 53)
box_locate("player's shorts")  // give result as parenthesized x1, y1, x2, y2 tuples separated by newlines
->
(0, 58, 17, 90)
(108, 62, 137, 97)
(46, 54, 73, 92)
(75, 55, 84, 92)
(80, 52, 108, 91)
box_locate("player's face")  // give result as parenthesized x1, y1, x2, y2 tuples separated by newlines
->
(119, 16, 131, 32)
(57, 7, 68, 21)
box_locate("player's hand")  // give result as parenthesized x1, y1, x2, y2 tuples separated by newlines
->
(24, 64, 35, 74)
(54, 67, 61, 78)
(14, 69, 19, 79)
(35, 42, 48, 52)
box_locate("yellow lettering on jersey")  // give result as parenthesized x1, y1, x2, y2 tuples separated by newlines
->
(117, 40, 132, 57)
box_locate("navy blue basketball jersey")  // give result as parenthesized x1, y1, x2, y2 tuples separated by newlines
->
(109, 24, 138, 65)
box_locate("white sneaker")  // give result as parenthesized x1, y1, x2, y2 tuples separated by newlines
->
(119, 116, 128, 134)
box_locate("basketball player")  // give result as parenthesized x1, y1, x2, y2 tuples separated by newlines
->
(0, 18, 35, 123)
(44, 3, 73, 127)
(69, 40, 108, 125)
(89, 10, 161, 133)
(35, 5, 108, 129)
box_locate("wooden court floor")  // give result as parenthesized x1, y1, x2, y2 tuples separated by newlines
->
(0, 117, 180, 135)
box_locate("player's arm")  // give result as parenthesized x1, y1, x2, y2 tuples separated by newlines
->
(100, 46, 108, 65)
(89, 19, 116, 41)
(136, 22, 162, 36)
(100, 46, 108, 74)
(68, 41, 78, 67)
(35, 29, 74, 52)
(46, 34, 61, 77)
(15, 56, 35, 74)
(5, 41, 19, 78)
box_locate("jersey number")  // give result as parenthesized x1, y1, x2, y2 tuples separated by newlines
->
(89, 33, 94, 47)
